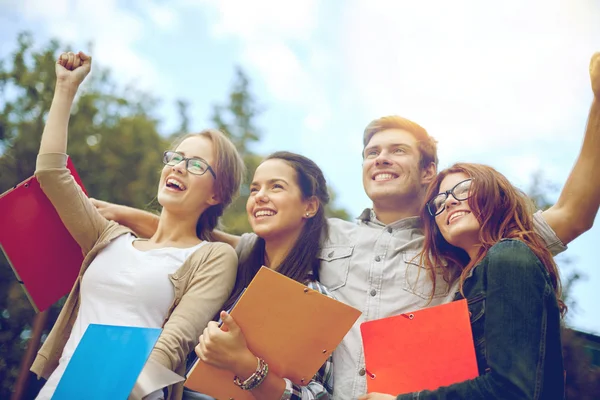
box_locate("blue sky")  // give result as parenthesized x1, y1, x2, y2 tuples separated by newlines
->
(1, 0, 599, 333)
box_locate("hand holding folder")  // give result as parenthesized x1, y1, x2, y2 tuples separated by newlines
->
(361, 299, 478, 395)
(185, 267, 361, 400)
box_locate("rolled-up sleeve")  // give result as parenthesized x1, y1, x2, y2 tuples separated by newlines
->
(533, 210, 567, 256)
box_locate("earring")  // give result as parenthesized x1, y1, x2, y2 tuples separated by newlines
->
(305, 212, 310, 218)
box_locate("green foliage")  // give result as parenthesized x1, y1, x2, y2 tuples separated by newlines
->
(212, 67, 351, 234)
(210, 67, 263, 234)
(562, 328, 600, 399)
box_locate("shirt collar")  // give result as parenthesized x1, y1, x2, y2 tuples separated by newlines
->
(357, 208, 423, 230)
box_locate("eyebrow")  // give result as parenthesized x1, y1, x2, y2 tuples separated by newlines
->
(364, 143, 413, 154)
(175, 151, 207, 161)
(250, 178, 289, 186)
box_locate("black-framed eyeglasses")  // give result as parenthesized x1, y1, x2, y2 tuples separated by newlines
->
(163, 151, 216, 179)
(427, 178, 473, 216)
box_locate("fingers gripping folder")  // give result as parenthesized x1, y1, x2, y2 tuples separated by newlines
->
(185, 267, 362, 400)
(361, 299, 479, 395)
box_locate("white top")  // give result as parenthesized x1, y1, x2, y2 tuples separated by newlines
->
(36, 234, 207, 400)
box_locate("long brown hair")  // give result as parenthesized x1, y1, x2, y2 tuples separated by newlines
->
(420, 163, 566, 316)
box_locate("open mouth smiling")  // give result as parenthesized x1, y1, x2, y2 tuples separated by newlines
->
(447, 210, 470, 225)
(254, 209, 277, 218)
(166, 177, 187, 191)
(372, 172, 399, 181)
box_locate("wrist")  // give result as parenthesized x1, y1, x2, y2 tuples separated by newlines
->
(233, 350, 257, 380)
(54, 81, 79, 97)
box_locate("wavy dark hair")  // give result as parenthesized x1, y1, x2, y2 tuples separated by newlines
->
(222, 151, 330, 312)
(419, 162, 566, 316)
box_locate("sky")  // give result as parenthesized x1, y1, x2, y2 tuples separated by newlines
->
(1, 0, 599, 333)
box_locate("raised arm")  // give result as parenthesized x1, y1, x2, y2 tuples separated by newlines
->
(39, 52, 91, 155)
(541, 52, 600, 245)
(35, 52, 111, 254)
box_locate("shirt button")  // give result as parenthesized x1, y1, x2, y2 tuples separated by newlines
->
(375, 256, 381, 262)
(328, 251, 334, 258)
(359, 368, 366, 376)
(387, 227, 393, 233)
(370, 289, 377, 296)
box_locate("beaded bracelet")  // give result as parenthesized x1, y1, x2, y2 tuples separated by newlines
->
(233, 357, 269, 390)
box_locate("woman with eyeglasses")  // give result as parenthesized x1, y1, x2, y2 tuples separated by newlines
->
(361, 163, 565, 400)
(33, 52, 244, 400)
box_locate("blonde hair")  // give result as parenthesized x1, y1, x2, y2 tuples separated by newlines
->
(363, 115, 439, 169)
(171, 129, 245, 241)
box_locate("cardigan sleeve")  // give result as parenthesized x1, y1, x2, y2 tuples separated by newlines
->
(35, 153, 111, 255)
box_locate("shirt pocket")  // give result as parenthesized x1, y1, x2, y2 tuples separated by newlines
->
(317, 245, 354, 291)
(401, 251, 450, 300)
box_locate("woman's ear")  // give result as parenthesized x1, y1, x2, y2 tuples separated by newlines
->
(207, 193, 220, 206)
(304, 196, 320, 218)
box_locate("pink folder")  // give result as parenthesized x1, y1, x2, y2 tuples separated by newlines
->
(0, 158, 86, 312)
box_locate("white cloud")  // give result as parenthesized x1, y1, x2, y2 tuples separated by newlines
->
(11, 0, 168, 93)
(143, 2, 179, 31)
(338, 0, 600, 157)
(180, 0, 332, 135)
(194, 0, 318, 41)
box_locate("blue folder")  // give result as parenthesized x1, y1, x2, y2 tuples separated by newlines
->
(52, 324, 161, 400)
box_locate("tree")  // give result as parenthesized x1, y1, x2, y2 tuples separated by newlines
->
(211, 67, 351, 235)
(0, 32, 167, 399)
(210, 67, 263, 235)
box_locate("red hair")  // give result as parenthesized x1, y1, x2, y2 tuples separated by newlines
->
(420, 163, 566, 316)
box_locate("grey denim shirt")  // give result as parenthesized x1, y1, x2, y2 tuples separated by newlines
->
(319, 209, 566, 400)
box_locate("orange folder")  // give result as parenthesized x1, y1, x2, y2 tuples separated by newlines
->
(0, 158, 87, 312)
(361, 299, 478, 395)
(185, 267, 362, 400)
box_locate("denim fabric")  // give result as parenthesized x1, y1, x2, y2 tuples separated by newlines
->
(397, 239, 564, 400)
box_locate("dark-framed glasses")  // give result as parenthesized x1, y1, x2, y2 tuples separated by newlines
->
(162, 151, 216, 179)
(427, 178, 473, 216)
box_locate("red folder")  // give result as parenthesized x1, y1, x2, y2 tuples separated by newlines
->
(361, 299, 478, 395)
(0, 158, 87, 312)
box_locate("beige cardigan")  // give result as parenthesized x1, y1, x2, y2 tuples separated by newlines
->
(31, 153, 238, 399)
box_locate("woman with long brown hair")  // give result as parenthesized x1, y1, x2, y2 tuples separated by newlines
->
(33, 52, 244, 400)
(361, 163, 565, 399)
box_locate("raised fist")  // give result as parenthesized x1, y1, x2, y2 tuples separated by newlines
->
(55, 51, 91, 88)
(591, 52, 600, 99)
